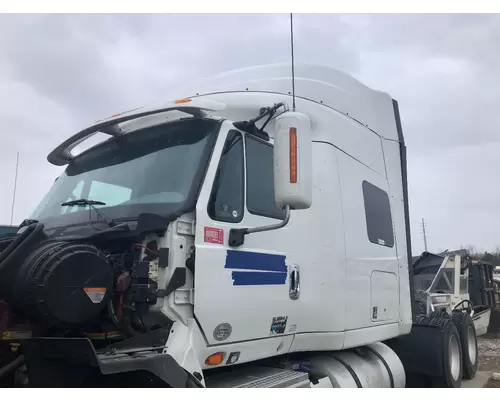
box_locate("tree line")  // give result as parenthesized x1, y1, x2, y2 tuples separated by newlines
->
(460, 245, 500, 265)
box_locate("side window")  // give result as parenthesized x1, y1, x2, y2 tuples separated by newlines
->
(208, 131, 244, 223)
(245, 135, 285, 220)
(362, 180, 394, 248)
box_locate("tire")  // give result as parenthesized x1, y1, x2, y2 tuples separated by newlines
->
(14, 364, 29, 387)
(391, 311, 463, 388)
(404, 372, 428, 388)
(452, 312, 478, 380)
(430, 317, 463, 388)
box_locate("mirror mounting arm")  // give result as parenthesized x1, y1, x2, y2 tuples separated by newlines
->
(228, 206, 291, 248)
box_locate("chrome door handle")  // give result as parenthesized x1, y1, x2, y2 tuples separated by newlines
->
(289, 264, 300, 300)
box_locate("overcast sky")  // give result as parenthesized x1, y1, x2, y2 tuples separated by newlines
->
(0, 13, 499, 254)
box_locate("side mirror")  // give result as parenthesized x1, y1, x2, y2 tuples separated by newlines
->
(273, 112, 313, 210)
(228, 111, 313, 248)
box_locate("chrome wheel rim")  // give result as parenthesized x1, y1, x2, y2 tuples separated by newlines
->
(449, 334, 461, 381)
(468, 325, 477, 365)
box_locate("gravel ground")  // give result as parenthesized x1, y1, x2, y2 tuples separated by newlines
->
(478, 310, 500, 388)
(478, 335, 500, 372)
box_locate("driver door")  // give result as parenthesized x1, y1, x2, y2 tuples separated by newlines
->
(194, 121, 297, 347)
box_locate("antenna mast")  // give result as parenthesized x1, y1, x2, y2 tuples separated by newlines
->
(290, 13, 296, 111)
(421, 218, 428, 252)
(10, 152, 19, 225)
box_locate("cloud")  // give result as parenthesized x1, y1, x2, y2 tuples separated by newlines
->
(408, 140, 500, 254)
(0, 13, 499, 254)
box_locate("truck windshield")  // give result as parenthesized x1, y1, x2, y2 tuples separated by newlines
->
(31, 118, 220, 229)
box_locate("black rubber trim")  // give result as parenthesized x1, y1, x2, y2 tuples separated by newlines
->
(22, 337, 190, 388)
(105, 327, 171, 351)
(134, 213, 171, 235)
(393, 99, 415, 321)
(365, 346, 394, 388)
(0, 223, 45, 268)
(207, 129, 245, 224)
(393, 99, 405, 146)
(159, 247, 169, 268)
(162, 268, 187, 298)
(327, 354, 362, 388)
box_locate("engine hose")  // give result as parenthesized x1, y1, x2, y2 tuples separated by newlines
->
(0, 235, 17, 250)
(107, 299, 120, 328)
(453, 299, 473, 315)
(0, 355, 25, 379)
(107, 299, 141, 338)
(121, 315, 142, 337)
(0, 223, 45, 275)
(0, 225, 36, 264)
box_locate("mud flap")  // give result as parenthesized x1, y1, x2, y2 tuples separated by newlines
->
(386, 324, 445, 377)
(22, 337, 191, 388)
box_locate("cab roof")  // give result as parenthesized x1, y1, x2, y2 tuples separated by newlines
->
(47, 63, 401, 167)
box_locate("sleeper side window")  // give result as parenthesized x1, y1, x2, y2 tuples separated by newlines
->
(208, 130, 244, 223)
(362, 180, 394, 248)
(245, 135, 285, 220)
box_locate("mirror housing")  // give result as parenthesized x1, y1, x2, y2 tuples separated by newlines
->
(273, 112, 313, 210)
(228, 111, 313, 248)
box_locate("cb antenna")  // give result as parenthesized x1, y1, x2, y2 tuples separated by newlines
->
(10, 151, 19, 225)
(290, 13, 296, 111)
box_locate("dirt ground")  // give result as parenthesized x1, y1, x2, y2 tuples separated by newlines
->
(478, 335, 500, 371)
(478, 310, 500, 388)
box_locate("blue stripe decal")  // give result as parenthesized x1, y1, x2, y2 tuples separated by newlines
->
(225, 250, 287, 273)
(231, 271, 287, 286)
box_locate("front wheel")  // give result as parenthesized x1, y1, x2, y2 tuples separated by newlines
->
(452, 312, 478, 380)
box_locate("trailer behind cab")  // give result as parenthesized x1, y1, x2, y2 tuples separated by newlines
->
(412, 250, 495, 335)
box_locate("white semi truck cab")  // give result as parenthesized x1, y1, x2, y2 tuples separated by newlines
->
(0, 64, 478, 388)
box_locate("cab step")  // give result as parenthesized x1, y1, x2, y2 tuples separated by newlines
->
(206, 366, 310, 388)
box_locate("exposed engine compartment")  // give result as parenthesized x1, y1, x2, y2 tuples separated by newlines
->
(0, 220, 175, 386)
(0, 221, 171, 335)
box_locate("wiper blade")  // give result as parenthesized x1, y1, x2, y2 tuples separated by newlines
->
(61, 198, 114, 229)
(61, 199, 106, 207)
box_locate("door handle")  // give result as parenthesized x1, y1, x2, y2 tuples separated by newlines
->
(289, 264, 300, 300)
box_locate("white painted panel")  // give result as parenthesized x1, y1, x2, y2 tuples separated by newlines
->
(289, 332, 345, 353)
(337, 150, 400, 331)
(370, 270, 398, 322)
(381, 139, 412, 333)
(185, 63, 399, 141)
(344, 323, 400, 349)
(200, 335, 296, 370)
(200, 92, 387, 177)
(194, 125, 347, 352)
